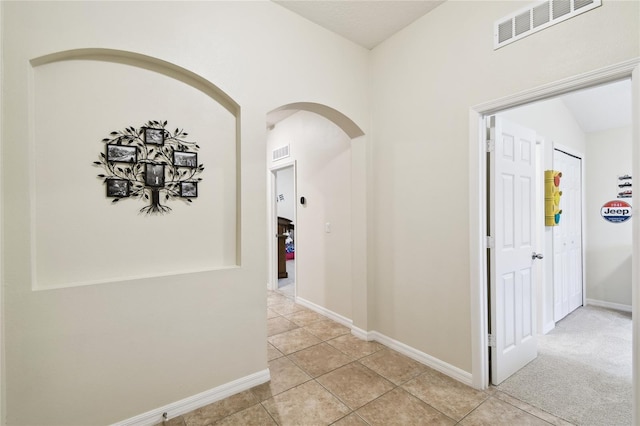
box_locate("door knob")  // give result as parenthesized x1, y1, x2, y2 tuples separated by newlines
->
(532, 252, 543, 260)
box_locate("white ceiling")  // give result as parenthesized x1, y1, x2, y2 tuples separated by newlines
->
(272, 1, 631, 134)
(273, 0, 444, 50)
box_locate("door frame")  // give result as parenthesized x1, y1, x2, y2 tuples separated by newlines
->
(468, 59, 639, 422)
(268, 161, 297, 293)
(534, 137, 548, 335)
(552, 144, 587, 317)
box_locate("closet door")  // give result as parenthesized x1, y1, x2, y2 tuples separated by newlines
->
(553, 149, 583, 322)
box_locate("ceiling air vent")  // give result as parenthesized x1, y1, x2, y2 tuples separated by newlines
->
(272, 145, 290, 162)
(494, 0, 601, 49)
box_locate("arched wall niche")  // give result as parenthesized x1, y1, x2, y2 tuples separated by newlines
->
(30, 48, 240, 116)
(29, 48, 241, 290)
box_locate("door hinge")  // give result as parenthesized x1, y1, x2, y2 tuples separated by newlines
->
(486, 116, 495, 152)
(486, 236, 494, 248)
(488, 333, 496, 347)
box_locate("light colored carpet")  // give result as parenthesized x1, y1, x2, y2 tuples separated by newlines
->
(277, 259, 295, 298)
(497, 305, 632, 426)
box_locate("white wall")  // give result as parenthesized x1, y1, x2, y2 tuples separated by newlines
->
(0, 2, 4, 421)
(500, 98, 587, 154)
(275, 167, 295, 223)
(370, 0, 639, 372)
(268, 111, 353, 319)
(1, 2, 369, 424)
(586, 126, 633, 307)
(499, 98, 588, 332)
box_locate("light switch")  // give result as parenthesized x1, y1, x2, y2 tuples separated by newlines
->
(325, 222, 331, 233)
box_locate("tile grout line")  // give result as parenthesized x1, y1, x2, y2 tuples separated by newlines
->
(451, 393, 492, 425)
(259, 399, 281, 426)
(311, 377, 357, 423)
(492, 390, 576, 426)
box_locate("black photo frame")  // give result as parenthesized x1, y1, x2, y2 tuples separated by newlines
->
(173, 151, 198, 168)
(180, 181, 198, 198)
(144, 127, 164, 145)
(145, 163, 165, 187)
(106, 144, 137, 163)
(106, 179, 130, 198)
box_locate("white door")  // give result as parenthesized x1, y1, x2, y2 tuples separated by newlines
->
(489, 116, 539, 385)
(553, 150, 583, 321)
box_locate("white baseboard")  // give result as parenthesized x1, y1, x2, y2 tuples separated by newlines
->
(541, 321, 555, 335)
(112, 369, 270, 426)
(351, 325, 374, 341)
(368, 331, 473, 386)
(586, 298, 632, 313)
(295, 297, 353, 328)
(295, 297, 472, 387)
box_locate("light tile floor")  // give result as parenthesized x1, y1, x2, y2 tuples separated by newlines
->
(161, 291, 574, 426)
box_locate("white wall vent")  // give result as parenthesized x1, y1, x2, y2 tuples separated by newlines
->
(494, 0, 601, 49)
(272, 145, 290, 162)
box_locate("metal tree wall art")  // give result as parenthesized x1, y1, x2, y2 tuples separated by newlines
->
(94, 120, 204, 214)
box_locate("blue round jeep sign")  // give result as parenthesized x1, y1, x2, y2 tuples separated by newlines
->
(601, 200, 632, 223)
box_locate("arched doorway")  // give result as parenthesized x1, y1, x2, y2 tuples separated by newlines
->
(266, 103, 366, 327)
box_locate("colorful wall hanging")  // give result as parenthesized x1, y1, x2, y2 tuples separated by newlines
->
(545, 170, 562, 226)
(94, 120, 204, 214)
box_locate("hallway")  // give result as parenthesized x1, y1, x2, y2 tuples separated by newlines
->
(160, 291, 573, 425)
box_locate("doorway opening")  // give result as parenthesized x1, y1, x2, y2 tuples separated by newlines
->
(266, 102, 365, 321)
(273, 165, 296, 298)
(471, 63, 638, 422)
(488, 78, 631, 381)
